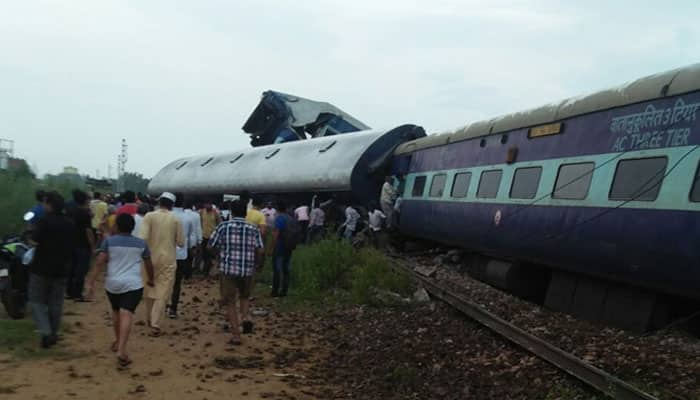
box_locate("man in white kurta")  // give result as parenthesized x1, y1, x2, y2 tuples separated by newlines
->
(139, 192, 184, 334)
(380, 176, 397, 228)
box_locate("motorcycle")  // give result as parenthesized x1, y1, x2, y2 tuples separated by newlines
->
(0, 211, 33, 319)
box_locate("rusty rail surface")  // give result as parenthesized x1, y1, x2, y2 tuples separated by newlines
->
(392, 258, 660, 400)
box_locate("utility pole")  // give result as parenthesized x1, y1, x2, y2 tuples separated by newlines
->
(117, 138, 128, 192)
(0, 138, 14, 170)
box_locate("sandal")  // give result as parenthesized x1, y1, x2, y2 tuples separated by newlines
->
(227, 336, 242, 346)
(149, 328, 163, 337)
(117, 355, 132, 368)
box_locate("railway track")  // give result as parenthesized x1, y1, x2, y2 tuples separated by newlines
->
(391, 256, 661, 400)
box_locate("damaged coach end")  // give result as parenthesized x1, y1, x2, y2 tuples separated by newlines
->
(242, 91, 371, 147)
(148, 124, 425, 205)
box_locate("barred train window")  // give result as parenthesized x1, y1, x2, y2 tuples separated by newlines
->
(609, 157, 667, 201)
(477, 170, 503, 198)
(553, 162, 595, 200)
(412, 176, 427, 197)
(429, 174, 447, 197)
(510, 167, 542, 199)
(451, 172, 472, 198)
(691, 162, 700, 202)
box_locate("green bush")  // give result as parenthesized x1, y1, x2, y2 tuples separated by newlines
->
(291, 239, 355, 297)
(0, 169, 36, 238)
(0, 169, 87, 238)
(258, 239, 411, 306)
(350, 247, 411, 305)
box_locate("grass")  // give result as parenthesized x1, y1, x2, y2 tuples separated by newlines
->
(255, 239, 412, 310)
(0, 168, 88, 238)
(387, 365, 418, 389)
(0, 169, 36, 238)
(544, 382, 604, 400)
(0, 318, 86, 361)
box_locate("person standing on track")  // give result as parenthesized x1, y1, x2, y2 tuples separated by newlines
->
(84, 213, 155, 368)
(307, 203, 326, 243)
(368, 202, 387, 248)
(341, 204, 361, 240)
(208, 201, 263, 345)
(139, 192, 184, 336)
(380, 176, 396, 230)
(294, 203, 310, 244)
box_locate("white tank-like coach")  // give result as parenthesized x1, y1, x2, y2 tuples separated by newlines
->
(148, 124, 425, 205)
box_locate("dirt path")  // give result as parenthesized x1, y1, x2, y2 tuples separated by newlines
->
(0, 278, 326, 400)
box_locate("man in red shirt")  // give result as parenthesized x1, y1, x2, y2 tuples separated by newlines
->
(117, 191, 138, 216)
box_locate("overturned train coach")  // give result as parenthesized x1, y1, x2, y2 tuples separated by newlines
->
(391, 62, 700, 331)
(148, 124, 426, 206)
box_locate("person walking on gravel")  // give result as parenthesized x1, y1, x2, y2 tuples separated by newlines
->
(208, 201, 263, 345)
(139, 192, 184, 336)
(85, 214, 155, 368)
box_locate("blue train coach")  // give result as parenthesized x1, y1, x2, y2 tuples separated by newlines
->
(391, 63, 700, 331)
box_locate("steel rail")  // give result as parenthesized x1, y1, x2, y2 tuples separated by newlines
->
(393, 259, 660, 400)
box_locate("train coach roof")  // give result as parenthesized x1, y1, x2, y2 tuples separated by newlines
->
(395, 62, 700, 155)
(147, 125, 424, 197)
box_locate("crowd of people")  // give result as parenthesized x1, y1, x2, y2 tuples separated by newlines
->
(23, 176, 401, 368)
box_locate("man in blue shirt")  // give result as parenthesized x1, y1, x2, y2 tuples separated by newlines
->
(269, 201, 297, 297)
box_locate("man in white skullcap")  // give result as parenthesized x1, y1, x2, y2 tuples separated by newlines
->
(139, 192, 184, 336)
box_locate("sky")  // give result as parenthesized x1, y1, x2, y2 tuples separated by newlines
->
(1, 0, 699, 178)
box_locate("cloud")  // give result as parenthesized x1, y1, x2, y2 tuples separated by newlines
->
(0, 0, 698, 177)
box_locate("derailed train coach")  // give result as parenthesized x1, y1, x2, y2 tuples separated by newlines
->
(149, 124, 425, 205)
(391, 63, 700, 331)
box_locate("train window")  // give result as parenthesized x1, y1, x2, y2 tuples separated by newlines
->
(429, 174, 447, 197)
(609, 157, 667, 201)
(412, 176, 427, 197)
(510, 167, 542, 199)
(477, 170, 502, 198)
(319, 141, 337, 153)
(451, 172, 472, 198)
(553, 162, 595, 200)
(691, 162, 700, 202)
(175, 161, 187, 170)
(200, 157, 214, 167)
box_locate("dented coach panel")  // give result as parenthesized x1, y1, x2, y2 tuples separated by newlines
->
(148, 125, 425, 204)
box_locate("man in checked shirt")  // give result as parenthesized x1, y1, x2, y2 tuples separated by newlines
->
(208, 200, 264, 346)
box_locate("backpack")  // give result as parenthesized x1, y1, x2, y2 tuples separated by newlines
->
(282, 214, 302, 251)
